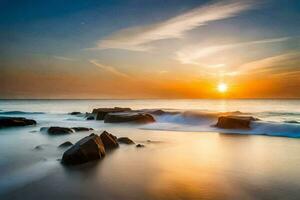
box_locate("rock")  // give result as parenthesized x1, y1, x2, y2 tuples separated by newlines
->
(62, 133, 106, 165)
(104, 112, 155, 123)
(71, 127, 93, 132)
(86, 116, 94, 120)
(47, 127, 74, 135)
(58, 141, 73, 148)
(0, 117, 36, 128)
(216, 116, 256, 129)
(69, 112, 81, 115)
(34, 145, 43, 150)
(100, 131, 119, 150)
(117, 137, 135, 144)
(92, 107, 131, 120)
(136, 144, 145, 148)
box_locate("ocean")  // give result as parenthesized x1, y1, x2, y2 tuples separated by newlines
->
(0, 99, 300, 200)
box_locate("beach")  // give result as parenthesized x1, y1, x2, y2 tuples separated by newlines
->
(1, 99, 300, 200)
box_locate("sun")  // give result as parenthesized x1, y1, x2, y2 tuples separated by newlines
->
(217, 83, 228, 93)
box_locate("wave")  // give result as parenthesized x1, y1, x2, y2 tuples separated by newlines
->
(0, 111, 45, 115)
(145, 109, 300, 138)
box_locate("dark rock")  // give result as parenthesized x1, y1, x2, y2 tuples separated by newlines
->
(136, 144, 145, 148)
(216, 116, 256, 129)
(117, 137, 135, 144)
(0, 117, 36, 128)
(58, 141, 73, 148)
(34, 145, 43, 150)
(62, 133, 106, 165)
(71, 127, 93, 132)
(69, 112, 81, 115)
(104, 112, 155, 123)
(86, 116, 95, 120)
(100, 131, 119, 150)
(47, 127, 74, 135)
(92, 107, 131, 120)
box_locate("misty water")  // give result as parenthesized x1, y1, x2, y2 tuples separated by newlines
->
(1, 99, 300, 200)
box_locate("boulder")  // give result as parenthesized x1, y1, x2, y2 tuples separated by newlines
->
(58, 141, 73, 148)
(62, 134, 105, 165)
(69, 112, 81, 115)
(47, 127, 74, 135)
(71, 127, 93, 132)
(117, 137, 135, 144)
(92, 107, 131, 120)
(104, 112, 155, 123)
(100, 131, 119, 150)
(216, 116, 256, 129)
(0, 117, 36, 128)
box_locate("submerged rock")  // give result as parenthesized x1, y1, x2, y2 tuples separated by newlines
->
(34, 145, 43, 150)
(117, 137, 135, 144)
(58, 141, 73, 148)
(0, 117, 36, 128)
(62, 134, 106, 165)
(86, 116, 95, 120)
(92, 107, 131, 120)
(47, 127, 74, 135)
(216, 116, 256, 129)
(136, 144, 145, 148)
(100, 131, 119, 150)
(104, 112, 155, 123)
(71, 127, 93, 132)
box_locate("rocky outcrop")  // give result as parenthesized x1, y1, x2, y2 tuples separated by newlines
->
(216, 116, 256, 129)
(117, 137, 135, 144)
(92, 107, 131, 120)
(0, 117, 36, 128)
(100, 131, 119, 150)
(62, 134, 106, 165)
(71, 127, 93, 132)
(104, 112, 155, 123)
(58, 141, 73, 148)
(46, 127, 74, 135)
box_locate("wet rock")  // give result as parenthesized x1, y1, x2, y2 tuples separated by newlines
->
(58, 141, 73, 148)
(117, 137, 135, 144)
(0, 117, 36, 128)
(62, 133, 106, 165)
(86, 116, 95, 120)
(136, 144, 145, 148)
(71, 127, 93, 132)
(104, 112, 155, 123)
(92, 107, 131, 120)
(216, 116, 256, 129)
(47, 127, 74, 135)
(100, 131, 119, 150)
(69, 112, 81, 115)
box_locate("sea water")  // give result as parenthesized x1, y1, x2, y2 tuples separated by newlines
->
(0, 99, 300, 200)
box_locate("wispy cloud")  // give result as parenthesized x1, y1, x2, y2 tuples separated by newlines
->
(176, 37, 290, 65)
(237, 52, 300, 75)
(94, 0, 256, 51)
(89, 60, 130, 79)
(53, 56, 75, 61)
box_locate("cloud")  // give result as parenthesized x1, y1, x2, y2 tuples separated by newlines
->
(94, 0, 255, 51)
(53, 56, 75, 61)
(89, 60, 130, 78)
(237, 52, 300, 76)
(176, 37, 290, 65)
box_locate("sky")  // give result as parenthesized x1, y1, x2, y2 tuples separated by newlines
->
(0, 0, 299, 99)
